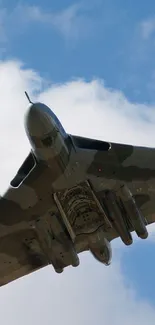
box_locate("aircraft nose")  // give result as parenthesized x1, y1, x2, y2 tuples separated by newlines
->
(25, 103, 52, 137)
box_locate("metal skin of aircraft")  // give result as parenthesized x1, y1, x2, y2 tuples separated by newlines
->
(0, 99, 155, 287)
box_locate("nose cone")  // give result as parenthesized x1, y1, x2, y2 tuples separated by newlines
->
(25, 103, 52, 137)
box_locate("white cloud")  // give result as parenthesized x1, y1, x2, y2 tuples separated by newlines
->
(146, 223, 155, 241)
(0, 59, 44, 190)
(0, 59, 155, 324)
(0, 251, 155, 325)
(38, 78, 155, 147)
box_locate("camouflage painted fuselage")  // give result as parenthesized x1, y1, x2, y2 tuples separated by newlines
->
(0, 102, 155, 286)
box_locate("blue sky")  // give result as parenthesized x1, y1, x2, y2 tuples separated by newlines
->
(122, 239, 155, 302)
(0, 1, 155, 324)
(2, 0, 155, 103)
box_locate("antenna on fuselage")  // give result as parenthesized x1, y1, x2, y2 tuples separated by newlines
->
(25, 91, 33, 104)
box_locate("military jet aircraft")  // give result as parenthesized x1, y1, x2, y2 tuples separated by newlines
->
(0, 97, 155, 287)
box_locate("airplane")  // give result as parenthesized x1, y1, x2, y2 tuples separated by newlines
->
(0, 95, 155, 287)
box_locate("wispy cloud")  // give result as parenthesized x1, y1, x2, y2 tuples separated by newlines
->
(0, 2, 94, 45)
(26, 4, 83, 39)
(24, 3, 95, 41)
(140, 16, 155, 40)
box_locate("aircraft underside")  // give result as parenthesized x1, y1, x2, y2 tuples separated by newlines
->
(24, 179, 148, 273)
(0, 100, 153, 286)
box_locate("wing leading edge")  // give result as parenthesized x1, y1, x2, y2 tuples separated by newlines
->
(0, 151, 51, 286)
